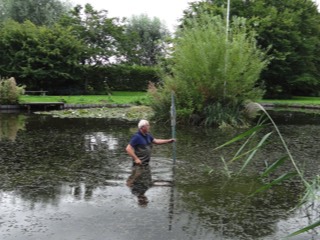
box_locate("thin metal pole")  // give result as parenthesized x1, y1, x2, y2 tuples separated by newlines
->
(168, 91, 177, 230)
(226, 0, 231, 36)
(170, 91, 176, 164)
(224, 0, 231, 98)
(168, 166, 175, 230)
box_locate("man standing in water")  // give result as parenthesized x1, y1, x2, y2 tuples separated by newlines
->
(126, 119, 175, 166)
(126, 119, 175, 206)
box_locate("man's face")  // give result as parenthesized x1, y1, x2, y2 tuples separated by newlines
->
(141, 124, 150, 133)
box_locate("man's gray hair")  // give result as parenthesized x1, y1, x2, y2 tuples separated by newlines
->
(138, 119, 149, 129)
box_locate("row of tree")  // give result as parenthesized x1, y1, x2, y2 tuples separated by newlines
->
(0, 0, 168, 93)
(181, 0, 320, 98)
(0, 0, 319, 98)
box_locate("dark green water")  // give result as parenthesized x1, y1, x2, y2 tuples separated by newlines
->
(0, 111, 319, 240)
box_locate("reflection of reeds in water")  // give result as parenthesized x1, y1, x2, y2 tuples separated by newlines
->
(0, 114, 26, 141)
(212, 102, 319, 238)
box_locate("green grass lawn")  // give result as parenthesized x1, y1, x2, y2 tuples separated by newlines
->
(19, 92, 320, 106)
(258, 96, 320, 105)
(19, 91, 149, 105)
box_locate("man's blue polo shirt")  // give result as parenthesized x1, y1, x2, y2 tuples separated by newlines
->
(129, 131, 154, 165)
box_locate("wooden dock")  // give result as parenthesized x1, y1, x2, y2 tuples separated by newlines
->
(20, 102, 65, 112)
(0, 103, 130, 112)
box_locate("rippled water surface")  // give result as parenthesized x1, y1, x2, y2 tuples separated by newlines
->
(0, 111, 319, 240)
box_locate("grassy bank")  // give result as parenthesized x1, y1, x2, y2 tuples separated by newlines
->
(258, 96, 320, 106)
(20, 93, 320, 107)
(19, 91, 149, 105)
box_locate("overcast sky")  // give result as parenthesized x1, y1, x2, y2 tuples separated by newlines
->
(72, 0, 320, 32)
(71, 0, 198, 32)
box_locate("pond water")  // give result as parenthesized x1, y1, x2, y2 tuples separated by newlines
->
(0, 111, 319, 240)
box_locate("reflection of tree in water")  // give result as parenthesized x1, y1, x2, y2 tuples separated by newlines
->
(0, 114, 26, 141)
(84, 132, 118, 151)
(177, 174, 304, 239)
(0, 121, 128, 205)
(70, 182, 94, 200)
(0, 155, 118, 204)
(172, 119, 320, 239)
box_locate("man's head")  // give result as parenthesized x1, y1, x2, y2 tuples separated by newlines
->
(138, 119, 150, 134)
(138, 194, 148, 207)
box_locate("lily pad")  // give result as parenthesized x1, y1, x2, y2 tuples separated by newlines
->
(35, 105, 154, 122)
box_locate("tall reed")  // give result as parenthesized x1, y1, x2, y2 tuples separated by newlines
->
(212, 102, 319, 238)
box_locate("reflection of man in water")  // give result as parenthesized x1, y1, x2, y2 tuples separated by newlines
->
(126, 166, 152, 207)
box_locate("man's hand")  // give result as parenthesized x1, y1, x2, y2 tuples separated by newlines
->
(134, 158, 142, 165)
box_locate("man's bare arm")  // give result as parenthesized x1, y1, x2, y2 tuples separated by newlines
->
(126, 144, 141, 165)
(153, 138, 175, 145)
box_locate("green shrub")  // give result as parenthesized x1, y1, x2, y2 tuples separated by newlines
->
(150, 13, 269, 126)
(0, 77, 25, 104)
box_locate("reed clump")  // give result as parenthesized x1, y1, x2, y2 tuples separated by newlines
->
(212, 103, 319, 238)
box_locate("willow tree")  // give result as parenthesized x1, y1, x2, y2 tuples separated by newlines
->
(149, 13, 269, 127)
(123, 14, 171, 66)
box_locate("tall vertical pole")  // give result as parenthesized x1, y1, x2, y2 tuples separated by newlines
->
(170, 91, 176, 164)
(224, 0, 231, 98)
(168, 91, 177, 230)
(226, 0, 231, 36)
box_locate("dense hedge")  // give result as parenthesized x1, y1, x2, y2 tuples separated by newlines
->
(87, 64, 161, 93)
(17, 64, 161, 95)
